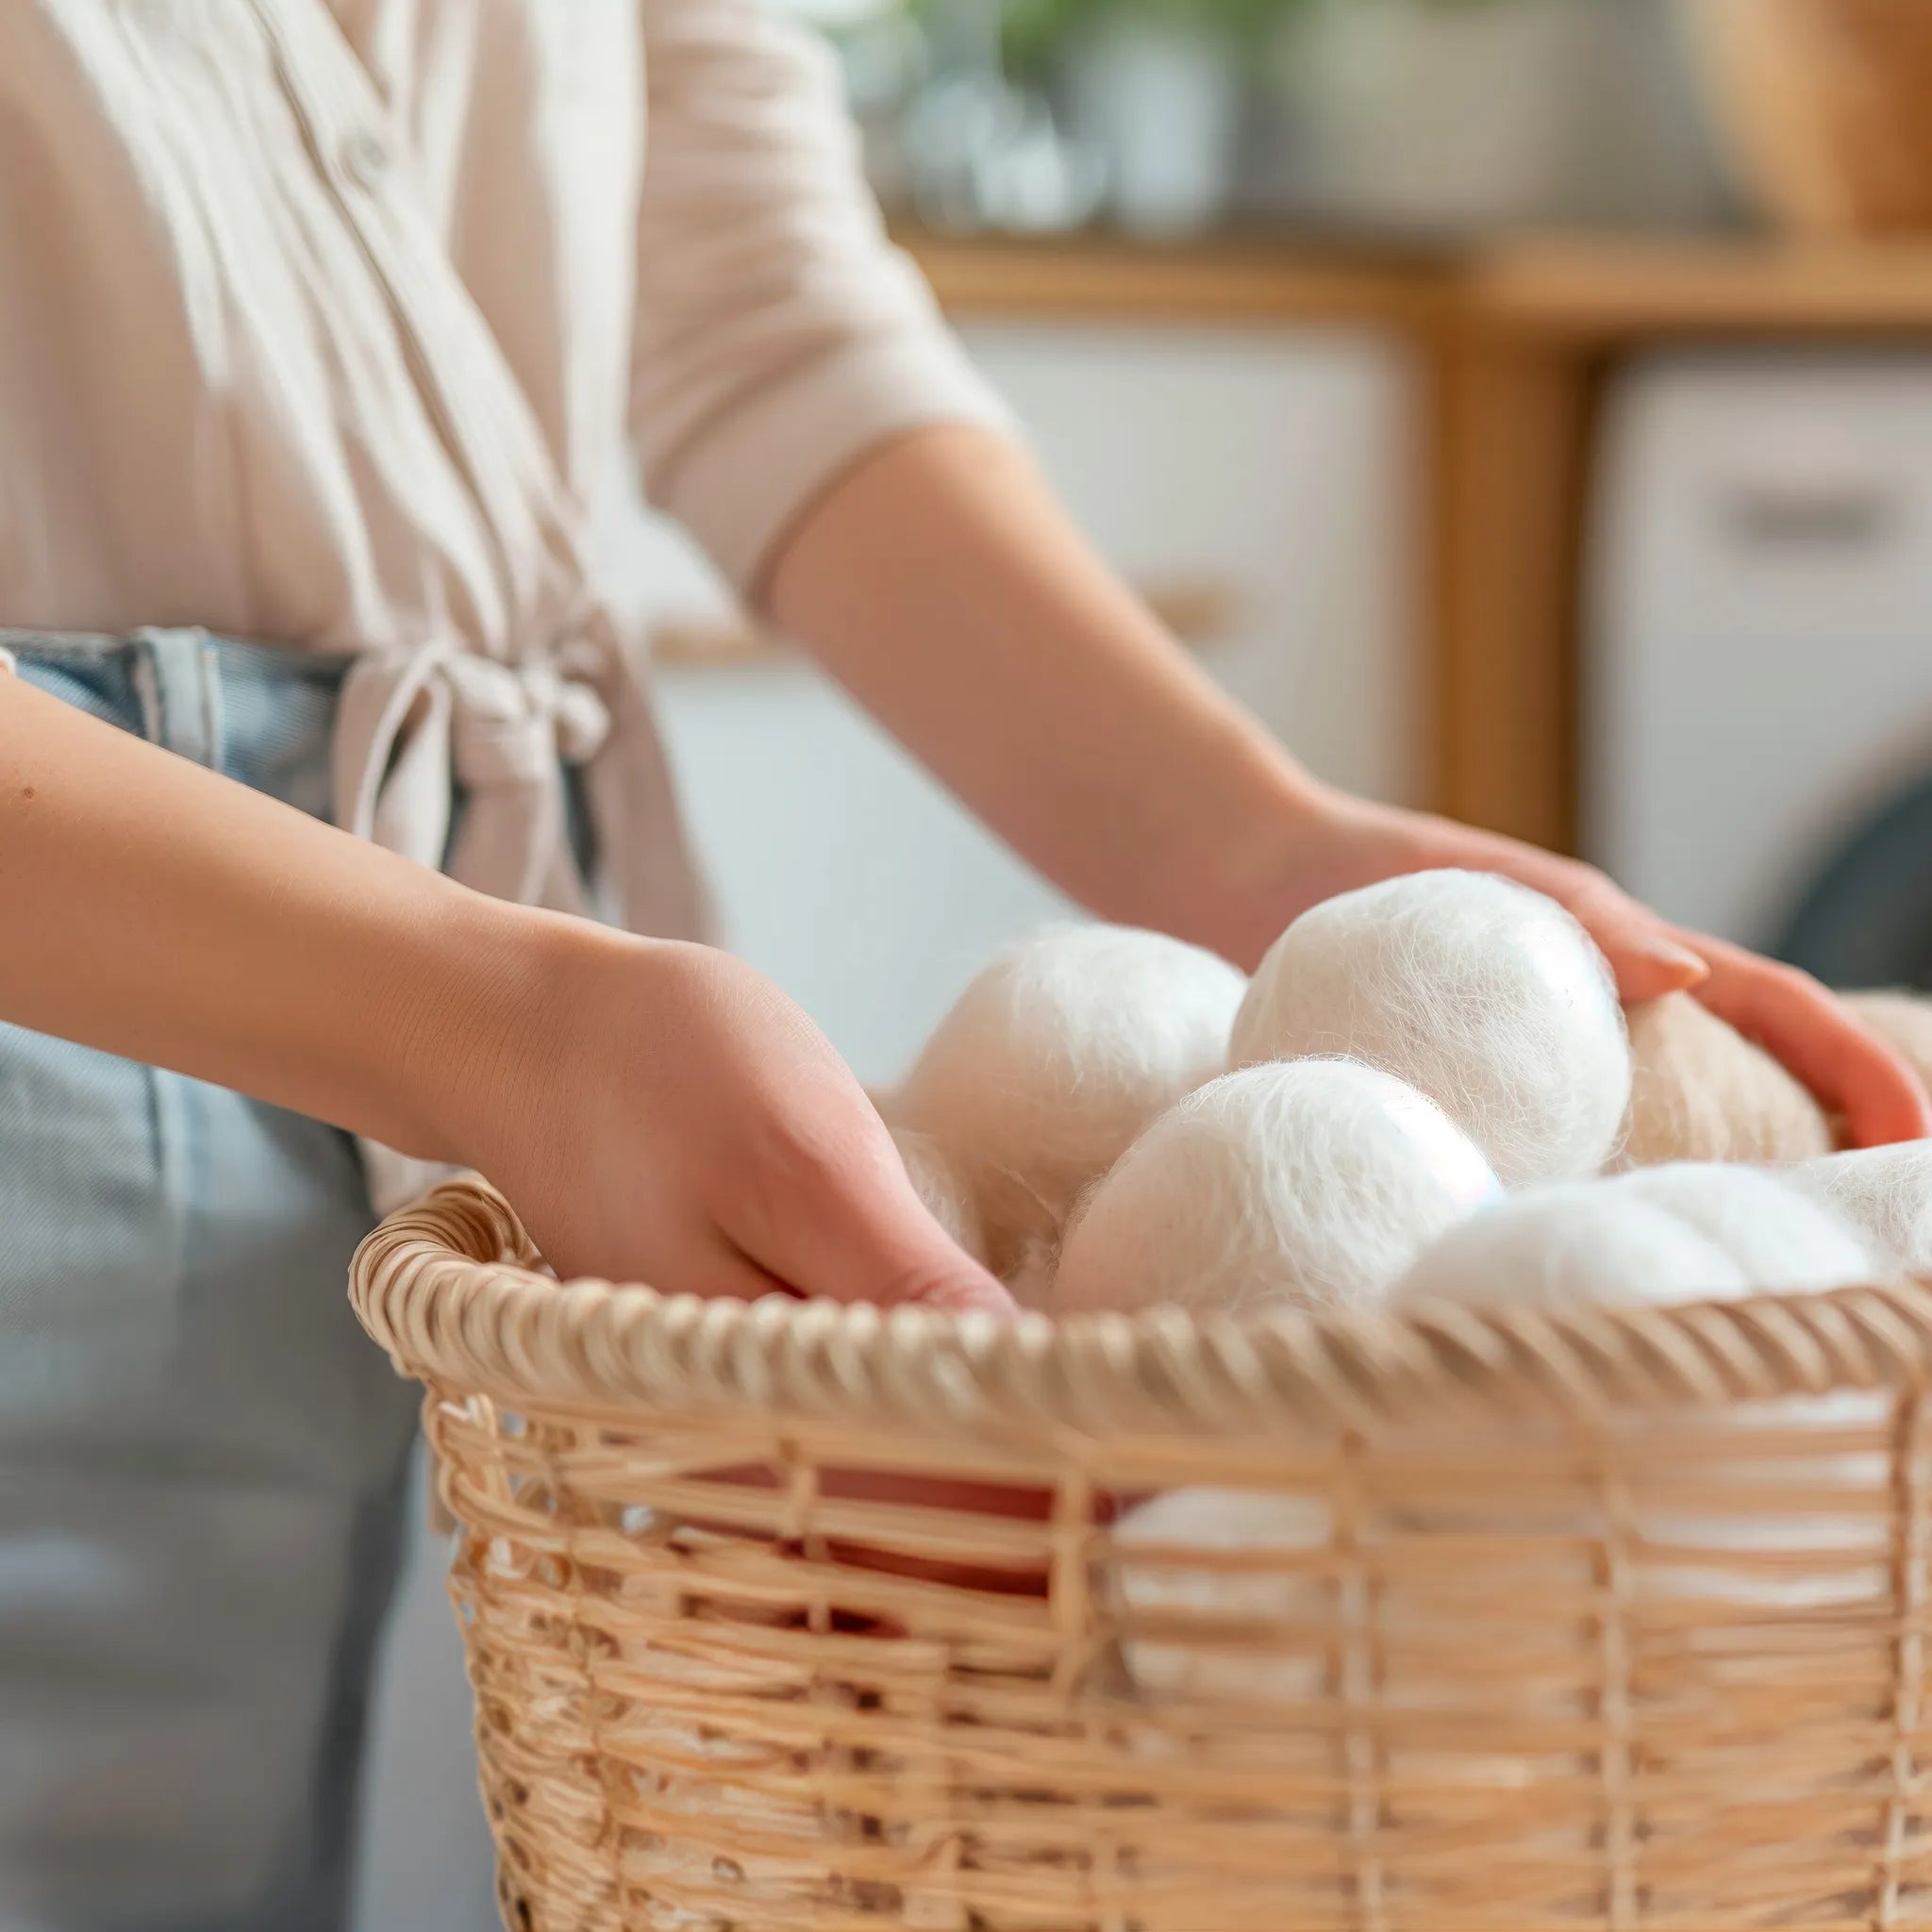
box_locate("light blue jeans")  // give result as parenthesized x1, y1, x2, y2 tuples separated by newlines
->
(0, 629, 423, 1931)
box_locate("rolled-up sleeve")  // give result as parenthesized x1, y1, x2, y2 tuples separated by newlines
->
(630, 0, 1014, 596)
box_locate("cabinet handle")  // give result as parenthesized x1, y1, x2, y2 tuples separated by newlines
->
(1715, 479, 1902, 551)
(651, 577, 1240, 664)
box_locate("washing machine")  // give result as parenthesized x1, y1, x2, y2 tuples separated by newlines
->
(1586, 349, 1932, 988)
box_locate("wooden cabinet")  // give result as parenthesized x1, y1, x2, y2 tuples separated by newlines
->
(960, 322, 1419, 805)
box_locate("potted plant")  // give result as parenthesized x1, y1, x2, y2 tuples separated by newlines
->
(896, 0, 1110, 232)
(1268, 0, 1604, 234)
(1007, 0, 1293, 236)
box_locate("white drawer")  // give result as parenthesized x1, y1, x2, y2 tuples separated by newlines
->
(1588, 350, 1932, 946)
(958, 323, 1417, 806)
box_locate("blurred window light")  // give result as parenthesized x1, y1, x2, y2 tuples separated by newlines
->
(767, 0, 904, 26)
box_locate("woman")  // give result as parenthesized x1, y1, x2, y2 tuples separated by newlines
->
(0, 4, 1922, 1925)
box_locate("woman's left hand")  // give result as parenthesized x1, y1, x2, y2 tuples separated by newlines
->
(766, 427, 1930, 1152)
(1272, 791, 1932, 1151)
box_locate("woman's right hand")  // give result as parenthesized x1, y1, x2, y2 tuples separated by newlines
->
(0, 673, 1004, 1312)
(443, 918, 1013, 1312)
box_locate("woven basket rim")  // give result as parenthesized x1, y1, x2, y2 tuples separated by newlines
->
(349, 1175, 1932, 1444)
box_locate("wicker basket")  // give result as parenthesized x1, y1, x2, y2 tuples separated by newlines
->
(352, 1175, 1932, 1931)
(1683, 0, 1932, 234)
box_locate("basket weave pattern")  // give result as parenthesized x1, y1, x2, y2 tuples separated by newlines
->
(353, 1179, 1932, 1931)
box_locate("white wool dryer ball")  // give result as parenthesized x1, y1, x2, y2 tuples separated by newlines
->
(1785, 1143, 1932, 1277)
(1612, 1164, 1880, 1291)
(898, 924, 1247, 1267)
(1393, 1162, 1882, 1310)
(1230, 870, 1631, 1188)
(1112, 1486, 1332, 1703)
(1394, 1172, 1891, 1620)
(1614, 1167, 1891, 1607)
(1052, 1059, 1502, 1317)
(1001, 1233, 1061, 1313)
(1615, 991, 1834, 1170)
(886, 1122, 991, 1267)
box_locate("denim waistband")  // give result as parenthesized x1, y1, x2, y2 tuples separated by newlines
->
(8, 614, 705, 1217)
(3, 625, 354, 818)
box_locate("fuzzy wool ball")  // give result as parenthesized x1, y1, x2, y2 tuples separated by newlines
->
(1784, 1143, 1932, 1278)
(1231, 870, 1630, 1188)
(1616, 992, 1834, 1170)
(1111, 1486, 1332, 1703)
(898, 924, 1247, 1270)
(1393, 1162, 1882, 1310)
(1053, 1059, 1501, 1317)
(886, 1122, 991, 1267)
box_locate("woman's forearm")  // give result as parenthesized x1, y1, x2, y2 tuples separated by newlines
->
(0, 672, 546, 1159)
(765, 425, 1328, 964)
(0, 671, 1015, 1305)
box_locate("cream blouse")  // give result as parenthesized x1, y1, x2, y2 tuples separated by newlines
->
(0, 0, 1006, 1206)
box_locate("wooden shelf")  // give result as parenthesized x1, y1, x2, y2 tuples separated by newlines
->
(902, 224, 1932, 340)
(893, 222, 1932, 857)
(1465, 234, 1932, 339)
(900, 228, 1447, 329)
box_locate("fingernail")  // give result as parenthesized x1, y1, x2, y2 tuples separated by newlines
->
(916, 1276, 1020, 1319)
(1641, 936, 1710, 984)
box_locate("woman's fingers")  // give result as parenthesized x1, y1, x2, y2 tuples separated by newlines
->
(748, 1200, 1016, 1313)
(503, 938, 1018, 1312)
(1544, 872, 1709, 1003)
(1314, 802, 1929, 1146)
(729, 1102, 1018, 1316)
(1421, 834, 1927, 1143)
(1332, 800, 1709, 1004)
(1682, 931, 1932, 1148)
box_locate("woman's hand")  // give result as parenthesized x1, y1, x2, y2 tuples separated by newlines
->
(0, 675, 1008, 1312)
(1272, 791, 1932, 1151)
(763, 425, 1929, 1158)
(443, 921, 1015, 1310)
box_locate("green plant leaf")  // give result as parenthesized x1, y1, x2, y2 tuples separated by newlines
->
(912, 0, 1315, 78)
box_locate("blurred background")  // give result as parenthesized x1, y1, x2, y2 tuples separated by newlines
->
(355, 2, 1932, 1922)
